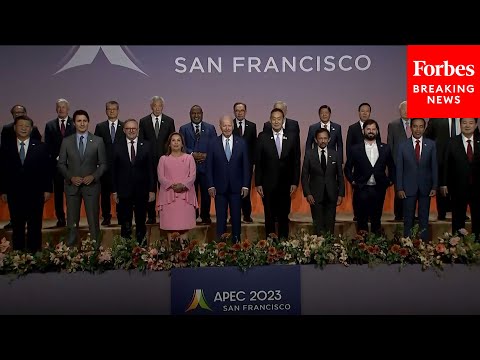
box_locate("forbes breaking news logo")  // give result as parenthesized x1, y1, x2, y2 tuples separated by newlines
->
(407, 45, 480, 118)
(185, 289, 212, 312)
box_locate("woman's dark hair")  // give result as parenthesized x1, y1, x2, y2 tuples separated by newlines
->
(165, 132, 186, 155)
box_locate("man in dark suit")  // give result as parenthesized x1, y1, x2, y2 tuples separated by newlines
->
(387, 100, 410, 221)
(44, 98, 76, 227)
(58, 110, 107, 246)
(207, 115, 250, 242)
(396, 118, 437, 241)
(1, 104, 42, 230)
(179, 105, 217, 224)
(440, 118, 480, 241)
(94, 101, 125, 226)
(0, 115, 52, 253)
(263, 101, 300, 158)
(256, 108, 300, 240)
(305, 105, 344, 164)
(112, 119, 156, 244)
(232, 102, 256, 223)
(425, 117, 460, 221)
(138, 96, 175, 224)
(345, 119, 395, 235)
(345, 102, 381, 221)
(302, 128, 345, 235)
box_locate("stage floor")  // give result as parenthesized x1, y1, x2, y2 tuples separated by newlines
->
(0, 212, 469, 249)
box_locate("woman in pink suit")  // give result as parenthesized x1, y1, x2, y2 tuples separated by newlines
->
(157, 132, 198, 243)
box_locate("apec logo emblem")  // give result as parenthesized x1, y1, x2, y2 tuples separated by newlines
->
(55, 46, 148, 76)
(185, 289, 212, 312)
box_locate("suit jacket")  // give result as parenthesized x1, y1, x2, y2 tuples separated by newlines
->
(301, 146, 345, 203)
(57, 132, 107, 195)
(1, 122, 42, 146)
(396, 137, 438, 197)
(344, 142, 395, 189)
(424, 118, 451, 168)
(138, 113, 175, 164)
(255, 129, 300, 192)
(179, 121, 217, 174)
(44, 116, 76, 163)
(233, 118, 256, 167)
(387, 118, 409, 165)
(346, 121, 382, 158)
(206, 135, 250, 194)
(263, 117, 300, 161)
(0, 138, 53, 197)
(94, 120, 126, 169)
(305, 122, 343, 164)
(442, 134, 480, 198)
(112, 139, 155, 198)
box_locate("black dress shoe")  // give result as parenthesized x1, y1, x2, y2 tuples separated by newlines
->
(228, 218, 232, 224)
(101, 218, 111, 226)
(465, 216, 470, 221)
(56, 220, 66, 227)
(202, 218, 212, 225)
(3, 222, 12, 230)
(243, 216, 253, 223)
(146, 218, 156, 225)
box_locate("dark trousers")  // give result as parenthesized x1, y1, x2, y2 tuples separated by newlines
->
(215, 191, 242, 242)
(8, 194, 44, 253)
(263, 186, 291, 240)
(355, 184, 387, 234)
(403, 192, 431, 241)
(100, 171, 113, 220)
(241, 172, 253, 218)
(310, 188, 336, 235)
(436, 191, 452, 218)
(147, 196, 157, 221)
(452, 189, 479, 240)
(53, 170, 66, 222)
(393, 195, 404, 220)
(195, 172, 211, 221)
(117, 194, 148, 243)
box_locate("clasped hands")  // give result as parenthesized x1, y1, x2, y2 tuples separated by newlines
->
(192, 152, 207, 164)
(171, 183, 187, 193)
(71, 175, 95, 186)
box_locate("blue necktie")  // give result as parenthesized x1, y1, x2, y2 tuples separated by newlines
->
(79, 136, 85, 159)
(225, 138, 231, 161)
(275, 133, 282, 158)
(110, 123, 115, 143)
(19, 142, 25, 164)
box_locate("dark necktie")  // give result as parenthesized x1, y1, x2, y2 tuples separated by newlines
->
(110, 123, 116, 143)
(60, 119, 66, 137)
(79, 136, 84, 160)
(238, 121, 243, 136)
(451, 118, 457, 138)
(415, 140, 420, 162)
(467, 139, 473, 162)
(195, 124, 200, 137)
(155, 117, 160, 138)
(19, 142, 26, 165)
(321, 149, 326, 172)
(130, 140, 136, 163)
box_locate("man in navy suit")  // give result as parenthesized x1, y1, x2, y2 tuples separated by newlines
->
(305, 105, 343, 164)
(112, 119, 156, 244)
(207, 115, 250, 242)
(0, 115, 52, 252)
(396, 118, 437, 241)
(345, 119, 395, 235)
(256, 108, 300, 240)
(179, 105, 217, 224)
(44, 98, 76, 227)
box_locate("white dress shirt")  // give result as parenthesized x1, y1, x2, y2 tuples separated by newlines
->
(151, 114, 162, 128)
(412, 136, 423, 157)
(17, 138, 30, 157)
(462, 134, 475, 154)
(273, 129, 284, 154)
(127, 137, 138, 159)
(365, 141, 378, 185)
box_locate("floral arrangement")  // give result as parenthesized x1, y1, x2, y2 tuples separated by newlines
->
(0, 226, 479, 276)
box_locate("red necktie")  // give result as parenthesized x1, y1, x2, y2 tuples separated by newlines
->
(467, 139, 473, 162)
(130, 140, 136, 163)
(60, 120, 66, 137)
(415, 139, 420, 162)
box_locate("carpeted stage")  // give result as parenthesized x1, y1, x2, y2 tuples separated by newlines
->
(0, 213, 469, 247)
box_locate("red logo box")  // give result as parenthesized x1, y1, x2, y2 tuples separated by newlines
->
(407, 45, 480, 118)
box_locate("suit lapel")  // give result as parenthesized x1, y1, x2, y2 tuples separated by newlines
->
(114, 121, 124, 143)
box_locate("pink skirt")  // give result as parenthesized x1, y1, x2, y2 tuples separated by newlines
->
(159, 196, 197, 231)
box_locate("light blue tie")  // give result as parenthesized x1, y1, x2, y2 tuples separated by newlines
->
(275, 133, 282, 158)
(225, 138, 231, 161)
(19, 142, 25, 164)
(79, 136, 85, 159)
(110, 123, 115, 143)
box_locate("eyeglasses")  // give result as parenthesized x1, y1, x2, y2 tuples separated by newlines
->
(124, 128, 137, 131)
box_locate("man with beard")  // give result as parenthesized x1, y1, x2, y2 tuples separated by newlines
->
(345, 119, 395, 235)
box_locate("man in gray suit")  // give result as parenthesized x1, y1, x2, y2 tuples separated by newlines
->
(387, 100, 410, 221)
(58, 109, 107, 246)
(301, 128, 345, 235)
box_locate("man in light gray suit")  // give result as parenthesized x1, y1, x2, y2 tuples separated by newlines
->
(58, 109, 107, 246)
(301, 128, 345, 235)
(387, 100, 409, 221)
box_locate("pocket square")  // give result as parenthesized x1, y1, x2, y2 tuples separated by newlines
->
(332, 162, 336, 164)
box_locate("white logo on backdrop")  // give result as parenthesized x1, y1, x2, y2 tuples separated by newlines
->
(54, 46, 148, 76)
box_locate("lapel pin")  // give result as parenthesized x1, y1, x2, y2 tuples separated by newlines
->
(283, 136, 287, 140)
(270, 136, 274, 140)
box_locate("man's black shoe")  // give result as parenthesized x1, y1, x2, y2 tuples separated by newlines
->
(101, 218, 111, 226)
(243, 216, 254, 223)
(146, 218, 156, 225)
(56, 220, 66, 227)
(3, 222, 12, 230)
